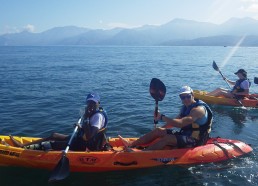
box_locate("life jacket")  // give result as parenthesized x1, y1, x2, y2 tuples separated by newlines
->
(179, 100, 213, 146)
(232, 78, 251, 93)
(78, 107, 108, 151)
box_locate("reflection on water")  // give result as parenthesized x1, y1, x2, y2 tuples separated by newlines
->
(211, 106, 258, 135)
(212, 106, 257, 124)
(0, 166, 203, 186)
(218, 107, 247, 124)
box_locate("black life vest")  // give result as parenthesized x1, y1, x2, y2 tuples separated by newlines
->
(78, 107, 108, 151)
(179, 100, 213, 146)
(232, 78, 251, 93)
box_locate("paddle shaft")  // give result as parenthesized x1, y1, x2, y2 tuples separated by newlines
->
(154, 100, 158, 128)
(48, 117, 82, 182)
(218, 70, 232, 89)
(64, 126, 79, 153)
(65, 117, 82, 153)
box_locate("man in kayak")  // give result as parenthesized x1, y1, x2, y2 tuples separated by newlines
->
(10, 92, 109, 151)
(119, 86, 213, 150)
(206, 69, 250, 99)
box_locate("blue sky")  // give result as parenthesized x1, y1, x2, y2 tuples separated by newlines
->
(1, 0, 258, 34)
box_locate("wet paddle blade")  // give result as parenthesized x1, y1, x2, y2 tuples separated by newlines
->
(212, 61, 219, 71)
(254, 77, 258, 84)
(48, 155, 70, 182)
(149, 78, 166, 101)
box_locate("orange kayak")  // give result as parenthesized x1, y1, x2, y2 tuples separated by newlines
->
(0, 135, 252, 172)
(193, 90, 258, 108)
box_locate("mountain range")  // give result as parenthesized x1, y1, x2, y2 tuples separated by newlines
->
(1, 17, 258, 46)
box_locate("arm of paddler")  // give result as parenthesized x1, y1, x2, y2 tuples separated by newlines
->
(233, 89, 249, 96)
(161, 107, 203, 128)
(83, 124, 99, 140)
(225, 78, 235, 86)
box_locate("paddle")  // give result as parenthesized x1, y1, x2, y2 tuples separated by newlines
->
(48, 117, 82, 182)
(149, 78, 166, 128)
(254, 77, 258, 84)
(212, 61, 246, 109)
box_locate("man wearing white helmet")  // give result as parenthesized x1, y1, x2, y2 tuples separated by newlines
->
(10, 92, 109, 151)
(121, 86, 213, 150)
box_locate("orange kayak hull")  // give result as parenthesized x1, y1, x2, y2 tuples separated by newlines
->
(193, 90, 258, 108)
(0, 135, 253, 172)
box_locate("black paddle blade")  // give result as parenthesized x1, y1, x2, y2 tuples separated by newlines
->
(212, 61, 219, 71)
(149, 78, 166, 101)
(254, 77, 258, 84)
(48, 155, 70, 182)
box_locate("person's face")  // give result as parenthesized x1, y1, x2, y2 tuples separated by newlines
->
(179, 93, 193, 106)
(237, 73, 245, 79)
(85, 100, 98, 116)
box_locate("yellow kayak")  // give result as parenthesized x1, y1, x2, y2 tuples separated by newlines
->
(193, 90, 258, 108)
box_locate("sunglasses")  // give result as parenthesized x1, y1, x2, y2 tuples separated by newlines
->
(179, 94, 192, 100)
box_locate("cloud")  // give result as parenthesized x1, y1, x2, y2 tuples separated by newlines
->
(240, 3, 258, 12)
(97, 20, 140, 30)
(245, 3, 258, 12)
(240, 0, 258, 2)
(1, 24, 36, 35)
(106, 22, 140, 29)
(2, 25, 20, 34)
(23, 24, 36, 32)
(239, 0, 258, 12)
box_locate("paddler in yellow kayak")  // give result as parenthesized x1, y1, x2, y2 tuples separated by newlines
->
(10, 92, 110, 151)
(207, 69, 251, 99)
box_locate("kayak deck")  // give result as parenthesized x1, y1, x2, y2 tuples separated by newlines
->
(0, 135, 253, 172)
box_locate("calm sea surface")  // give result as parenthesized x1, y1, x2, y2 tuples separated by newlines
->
(0, 46, 258, 186)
